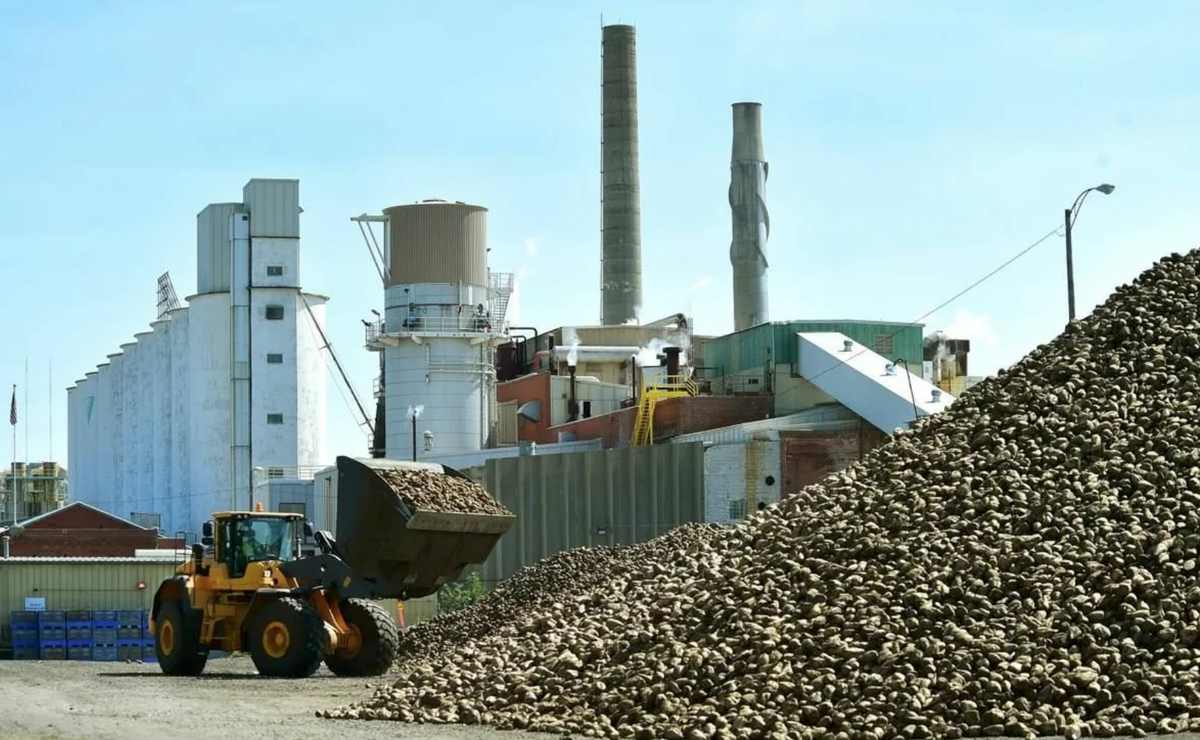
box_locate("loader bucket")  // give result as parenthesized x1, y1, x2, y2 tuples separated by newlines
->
(333, 456, 514, 599)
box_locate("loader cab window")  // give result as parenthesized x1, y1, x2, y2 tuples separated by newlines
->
(219, 516, 296, 577)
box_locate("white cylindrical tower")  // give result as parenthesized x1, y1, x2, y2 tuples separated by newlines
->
(120, 342, 139, 519)
(168, 307, 191, 535)
(187, 293, 232, 525)
(66, 383, 78, 505)
(380, 201, 498, 460)
(134, 332, 155, 518)
(83, 370, 98, 506)
(151, 319, 171, 533)
(104, 353, 123, 514)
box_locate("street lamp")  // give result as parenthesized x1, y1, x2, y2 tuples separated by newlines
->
(1065, 183, 1116, 322)
(407, 405, 424, 461)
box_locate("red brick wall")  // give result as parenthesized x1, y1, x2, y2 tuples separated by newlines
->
(780, 424, 883, 495)
(497, 373, 552, 442)
(5, 504, 184, 557)
(653, 396, 775, 440)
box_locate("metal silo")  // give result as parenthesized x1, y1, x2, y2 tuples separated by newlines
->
(374, 200, 499, 459)
(168, 307, 190, 535)
(82, 370, 98, 506)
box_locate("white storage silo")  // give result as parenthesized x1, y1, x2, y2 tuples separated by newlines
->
(104, 354, 122, 513)
(134, 332, 154, 517)
(83, 370, 99, 505)
(168, 306, 191, 535)
(120, 342, 139, 518)
(187, 292, 232, 524)
(379, 201, 499, 460)
(151, 319, 171, 532)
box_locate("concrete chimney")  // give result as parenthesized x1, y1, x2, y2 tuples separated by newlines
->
(601, 24, 642, 326)
(730, 102, 770, 332)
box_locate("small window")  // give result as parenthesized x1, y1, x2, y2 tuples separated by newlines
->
(265, 305, 284, 321)
(266, 265, 284, 276)
(728, 499, 747, 521)
(266, 413, 284, 425)
(582, 401, 592, 419)
(279, 501, 306, 517)
(267, 467, 285, 479)
(266, 353, 283, 364)
(874, 333, 895, 355)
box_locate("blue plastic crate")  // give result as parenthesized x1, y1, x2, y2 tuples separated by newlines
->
(116, 610, 141, 625)
(39, 625, 67, 642)
(11, 611, 40, 626)
(140, 610, 150, 628)
(92, 627, 117, 643)
(91, 610, 117, 626)
(67, 624, 92, 641)
(66, 609, 91, 622)
(13, 646, 39, 660)
(92, 644, 117, 661)
(12, 626, 39, 646)
(117, 625, 143, 640)
(141, 642, 157, 662)
(68, 645, 92, 661)
(117, 641, 142, 661)
(39, 611, 66, 625)
(40, 646, 67, 661)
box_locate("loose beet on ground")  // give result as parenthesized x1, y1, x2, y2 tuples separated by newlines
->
(331, 250, 1200, 739)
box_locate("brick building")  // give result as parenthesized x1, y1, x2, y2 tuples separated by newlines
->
(0, 502, 184, 558)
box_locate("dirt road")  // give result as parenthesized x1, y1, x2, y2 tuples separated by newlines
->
(0, 656, 548, 740)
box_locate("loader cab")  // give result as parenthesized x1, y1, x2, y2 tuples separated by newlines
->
(211, 512, 301, 578)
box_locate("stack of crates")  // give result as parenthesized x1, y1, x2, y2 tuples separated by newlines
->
(10, 611, 39, 660)
(38, 611, 67, 660)
(92, 610, 118, 661)
(67, 610, 93, 661)
(141, 610, 156, 662)
(117, 610, 143, 661)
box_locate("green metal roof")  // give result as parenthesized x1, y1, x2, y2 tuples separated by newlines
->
(701, 320, 925, 377)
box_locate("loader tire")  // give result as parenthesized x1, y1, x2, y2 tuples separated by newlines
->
(248, 596, 327, 678)
(157, 600, 208, 676)
(324, 599, 399, 677)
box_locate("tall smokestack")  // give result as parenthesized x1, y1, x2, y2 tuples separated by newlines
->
(730, 102, 770, 331)
(601, 24, 642, 326)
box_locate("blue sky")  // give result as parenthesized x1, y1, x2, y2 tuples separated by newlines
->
(1, 0, 1197, 465)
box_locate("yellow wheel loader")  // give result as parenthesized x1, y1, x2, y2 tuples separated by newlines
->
(149, 457, 513, 678)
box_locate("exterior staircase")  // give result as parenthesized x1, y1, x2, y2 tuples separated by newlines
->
(632, 375, 698, 446)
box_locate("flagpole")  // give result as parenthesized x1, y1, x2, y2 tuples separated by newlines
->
(10, 384, 15, 526)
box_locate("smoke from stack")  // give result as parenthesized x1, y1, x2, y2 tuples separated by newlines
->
(601, 24, 642, 326)
(730, 102, 770, 332)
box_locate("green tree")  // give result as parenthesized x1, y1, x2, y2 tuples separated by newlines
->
(438, 570, 485, 612)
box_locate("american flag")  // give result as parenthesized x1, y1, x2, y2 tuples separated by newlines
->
(9, 386, 15, 426)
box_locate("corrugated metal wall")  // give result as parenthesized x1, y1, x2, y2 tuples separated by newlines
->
(467, 443, 706, 587)
(243, 178, 300, 238)
(702, 321, 925, 378)
(383, 202, 488, 287)
(0, 560, 178, 647)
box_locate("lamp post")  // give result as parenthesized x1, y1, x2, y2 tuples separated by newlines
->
(1065, 183, 1116, 322)
(407, 405, 424, 462)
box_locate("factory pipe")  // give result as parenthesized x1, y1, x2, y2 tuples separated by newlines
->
(663, 346, 682, 377)
(568, 364, 579, 422)
(552, 346, 641, 364)
(730, 102, 770, 332)
(601, 24, 643, 326)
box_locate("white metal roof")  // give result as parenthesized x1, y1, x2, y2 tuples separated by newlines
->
(796, 332, 955, 434)
(670, 406, 860, 445)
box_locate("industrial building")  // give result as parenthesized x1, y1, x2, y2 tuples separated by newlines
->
(66, 178, 328, 536)
(2, 461, 67, 523)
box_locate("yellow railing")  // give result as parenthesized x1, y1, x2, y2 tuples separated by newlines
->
(632, 375, 698, 447)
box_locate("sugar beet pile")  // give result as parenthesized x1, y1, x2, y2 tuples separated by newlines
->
(331, 250, 1200, 739)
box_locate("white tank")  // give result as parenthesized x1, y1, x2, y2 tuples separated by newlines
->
(187, 293, 232, 524)
(168, 307, 191, 535)
(83, 371, 99, 506)
(134, 332, 155, 518)
(120, 342, 139, 518)
(104, 354, 123, 514)
(383, 282, 494, 460)
(66, 384, 78, 506)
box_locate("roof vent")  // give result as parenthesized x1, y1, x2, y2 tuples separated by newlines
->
(842, 340, 853, 352)
(931, 389, 943, 403)
(884, 363, 896, 376)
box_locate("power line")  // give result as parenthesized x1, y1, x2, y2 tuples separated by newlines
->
(775, 222, 1062, 398)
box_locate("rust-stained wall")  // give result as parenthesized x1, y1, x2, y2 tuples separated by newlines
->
(779, 422, 891, 494)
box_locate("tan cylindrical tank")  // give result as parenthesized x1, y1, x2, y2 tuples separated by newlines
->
(383, 200, 488, 287)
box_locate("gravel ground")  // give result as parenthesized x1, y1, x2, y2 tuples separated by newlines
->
(0, 655, 548, 740)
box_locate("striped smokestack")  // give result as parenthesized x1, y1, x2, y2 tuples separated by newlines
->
(600, 24, 642, 326)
